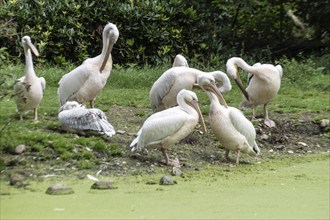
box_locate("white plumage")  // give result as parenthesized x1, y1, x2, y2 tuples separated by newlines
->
(58, 22, 119, 108)
(149, 66, 231, 112)
(131, 89, 206, 167)
(226, 57, 283, 127)
(58, 101, 115, 138)
(14, 36, 46, 121)
(172, 54, 189, 67)
(198, 76, 260, 164)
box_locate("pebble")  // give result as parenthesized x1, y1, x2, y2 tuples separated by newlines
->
(45, 184, 74, 195)
(275, 145, 285, 150)
(116, 130, 126, 135)
(288, 150, 294, 154)
(320, 119, 329, 128)
(268, 149, 274, 153)
(159, 176, 177, 185)
(298, 142, 308, 147)
(172, 167, 183, 176)
(15, 144, 26, 154)
(10, 173, 28, 188)
(91, 180, 117, 190)
(260, 134, 269, 140)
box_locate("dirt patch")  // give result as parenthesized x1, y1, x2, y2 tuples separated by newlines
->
(1, 105, 329, 178)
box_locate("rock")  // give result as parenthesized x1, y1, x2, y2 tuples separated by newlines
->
(297, 142, 308, 147)
(15, 144, 26, 154)
(268, 149, 274, 153)
(275, 145, 285, 150)
(288, 150, 294, 154)
(320, 119, 329, 128)
(45, 184, 74, 195)
(91, 180, 117, 190)
(159, 176, 177, 185)
(10, 173, 28, 188)
(116, 130, 126, 135)
(172, 167, 183, 176)
(260, 134, 269, 140)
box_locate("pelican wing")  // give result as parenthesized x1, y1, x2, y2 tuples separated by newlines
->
(228, 107, 256, 147)
(39, 77, 46, 91)
(131, 108, 187, 151)
(149, 69, 176, 111)
(59, 108, 115, 137)
(58, 63, 93, 105)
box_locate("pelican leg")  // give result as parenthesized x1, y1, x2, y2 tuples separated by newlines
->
(252, 108, 256, 120)
(225, 149, 230, 162)
(160, 147, 180, 167)
(263, 104, 276, 128)
(33, 108, 38, 121)
(90, 100, 95, 108)
(236, 150, 241, 165)
(19, 114, 23, 121)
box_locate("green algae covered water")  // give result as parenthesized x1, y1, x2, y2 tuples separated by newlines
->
(1, 153, 329, 219)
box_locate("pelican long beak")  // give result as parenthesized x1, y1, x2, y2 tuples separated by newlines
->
(27, 41, 39, 57)
(235, 72, 249, 101)
(188, 99, 207, 133)
(100, 28, 118, 73)
(205, 83, 228, 108)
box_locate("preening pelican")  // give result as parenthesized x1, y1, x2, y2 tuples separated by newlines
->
(58, 22, 119, 108)
(13, 36, 46, 121)
(226, 57, 283, 127)
(130, 89, 206, 167)
(172, 54, 189, 67)
(198, 76, 260, 165)
(150, 67, 232, 112)
(58, 101, 115, 139)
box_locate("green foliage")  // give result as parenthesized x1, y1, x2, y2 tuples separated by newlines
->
(0, 0, 329, 66)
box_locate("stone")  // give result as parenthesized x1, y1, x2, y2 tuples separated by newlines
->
(297, 142, 308, 147)
(10, 173, 28, 188)
(260, 134, 269, 140)
(288, 150, 294, 154)
(172, 167, 183, 176)
(116, 130, 126, 135)
(159, 176, 177, 185)
(15, 144, 26, 154)
(320, 119, 329, 128)
(91, 180, 117, 190)
(275, 145, 285, 150)
(46, 184, 74, 195)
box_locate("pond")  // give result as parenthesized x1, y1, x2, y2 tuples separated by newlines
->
(1, 153, 329, 219)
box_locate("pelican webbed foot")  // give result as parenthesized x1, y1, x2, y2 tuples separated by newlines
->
(264, 119, 276, 128)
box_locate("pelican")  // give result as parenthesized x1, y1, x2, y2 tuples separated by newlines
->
(13, 36, 46, 121)
(150, 66, 232, 112)
(172, 54, 189, 67)
(130, 89, 206, 167)
(58, 101, 115, 139)
(198, 76, 260, 165)
(58, 22, 119, 108)
(226, 57, 283, 127)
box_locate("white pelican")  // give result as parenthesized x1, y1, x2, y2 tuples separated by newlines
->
(130, 89, 206, 167)
(198, 76, 260, 164)
(226, 57, 283, 127)
(13, 36, 46, 121)
(172, 54, 189, 67)
(58, 22, 119, 108)
(58, 101, 115, 139)
(150, 66, 232, 112)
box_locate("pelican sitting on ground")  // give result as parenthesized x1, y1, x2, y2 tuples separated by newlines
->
(130, 89, 206, 167)
(226, 57, 283, 127)
(198, 76, 260, 165)
(58, 22, 119, 108)
(150, 67, 232, 112)
(172, 54, 189, 67)
(14, 36, 46, 121)
(58, 101, 115, 139)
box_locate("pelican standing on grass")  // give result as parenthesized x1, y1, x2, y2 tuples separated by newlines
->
(226, 57, 283, 127)
(14, 36, 46, 121)
(150, 67, 232, 112)
(130, 89, 206, 167)
(58, 101, 115, 139)
(198, 76, 260, 165)
(58, 22, 119, 108)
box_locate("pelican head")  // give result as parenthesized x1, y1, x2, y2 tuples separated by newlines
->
(100, 23, 119, 72)
(197, 75, 228, 108)
(226, 58, 249, 101)
(21, 36, 39, 57)
(178, 89, 207, 133)
(59, 101, 83, 112)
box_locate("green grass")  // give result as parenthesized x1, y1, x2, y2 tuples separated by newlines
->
(0, 55, 329, 170)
